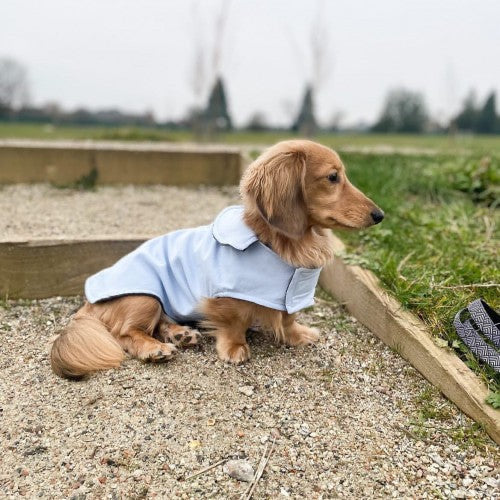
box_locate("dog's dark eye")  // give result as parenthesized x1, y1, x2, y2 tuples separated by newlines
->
(327, 172, 339, 183)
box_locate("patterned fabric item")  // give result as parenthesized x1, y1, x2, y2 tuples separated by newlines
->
(453, 299, 500, 373)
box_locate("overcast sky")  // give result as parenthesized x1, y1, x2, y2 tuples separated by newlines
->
(1, 0, 499, 127)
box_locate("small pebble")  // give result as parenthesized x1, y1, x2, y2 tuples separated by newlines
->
(238, 386, 254, 397)
(483, 477, 498, 488)
(223, 460, 254, 482)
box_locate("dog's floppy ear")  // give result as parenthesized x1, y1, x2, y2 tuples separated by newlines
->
(242, 148, 308, 238)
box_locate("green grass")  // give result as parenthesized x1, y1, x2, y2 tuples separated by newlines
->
(338, 152, 500, 403)
(407, 387, 491, 449)
(0, 123, 188, 142)
(2, 122, 500, 154)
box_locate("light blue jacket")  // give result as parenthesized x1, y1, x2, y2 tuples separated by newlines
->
(85, 206, 322, 323)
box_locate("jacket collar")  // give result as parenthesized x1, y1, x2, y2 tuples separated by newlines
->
(212, 205, 259, 250)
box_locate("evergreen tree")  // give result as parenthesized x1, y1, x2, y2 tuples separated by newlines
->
(291, 86, 317, 136)
(203, 77, 232, 132)
(476, 92, 497, 134)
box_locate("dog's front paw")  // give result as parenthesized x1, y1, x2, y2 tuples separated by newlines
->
(217, 343, 251, 364)
(284, 325, 320, 346)
(157, 323, 200, 348)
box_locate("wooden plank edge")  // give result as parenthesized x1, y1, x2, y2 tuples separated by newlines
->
(0, 139, 242, 154)
(319, 234, 500, 445)
(0, 142, 244, 186)
(0, 235, 154, 245)
(0, 237, 151, 299)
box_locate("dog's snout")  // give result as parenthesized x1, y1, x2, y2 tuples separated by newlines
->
(370, 209, 385, 224)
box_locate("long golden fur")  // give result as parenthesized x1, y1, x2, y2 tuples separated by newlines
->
(50, 140, 383, 379)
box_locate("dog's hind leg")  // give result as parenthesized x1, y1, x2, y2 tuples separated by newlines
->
(94, 296, 178, 363)
(154, 312, 200, 348)
(118, 327, 177, 362)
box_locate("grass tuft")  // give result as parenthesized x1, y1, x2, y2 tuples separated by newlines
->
(408, 387, 491, 448)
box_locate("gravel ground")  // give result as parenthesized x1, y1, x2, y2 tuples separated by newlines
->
(0, 184, 240, 240)
(1, 184, 498, 499)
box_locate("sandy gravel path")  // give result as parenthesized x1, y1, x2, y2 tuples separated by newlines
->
(0, 184, 239, 240)
(0, 184, 498, 499)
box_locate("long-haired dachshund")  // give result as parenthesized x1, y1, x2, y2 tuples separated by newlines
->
(51, 140, 383, 379)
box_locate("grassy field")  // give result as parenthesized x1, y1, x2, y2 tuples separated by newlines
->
(2, 122, 500, 154)
(339, 152, 499, 405)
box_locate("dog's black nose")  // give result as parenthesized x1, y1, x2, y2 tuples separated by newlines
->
(371, 209, 385, 224)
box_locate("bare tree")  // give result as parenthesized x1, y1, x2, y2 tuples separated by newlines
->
(210, 0, 231, 85)
(0, 57, 30, 116)
(309, 0, 334, 96)
(287, 0, 334, 133)
(287, 1, 334, 93)
(188, 1, 208, 110)
(186, 0, 233, 135)
(187, 1, 232, 106)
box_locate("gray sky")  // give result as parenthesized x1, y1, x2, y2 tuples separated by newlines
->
(1, 0, 499, 127)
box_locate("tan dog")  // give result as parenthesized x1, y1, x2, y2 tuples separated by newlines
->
(51, 140, 383, 379)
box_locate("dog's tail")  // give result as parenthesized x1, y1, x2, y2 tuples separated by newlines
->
(50, 316, 124, 379)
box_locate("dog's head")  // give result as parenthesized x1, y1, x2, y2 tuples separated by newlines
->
(241, 140, 384, 239)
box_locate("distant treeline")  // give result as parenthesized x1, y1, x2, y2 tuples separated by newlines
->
(371, 89, 500, 135)
(2, 85, 499, 136)
(1, 104, 157, 127)
(0, 56, 499, 134)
